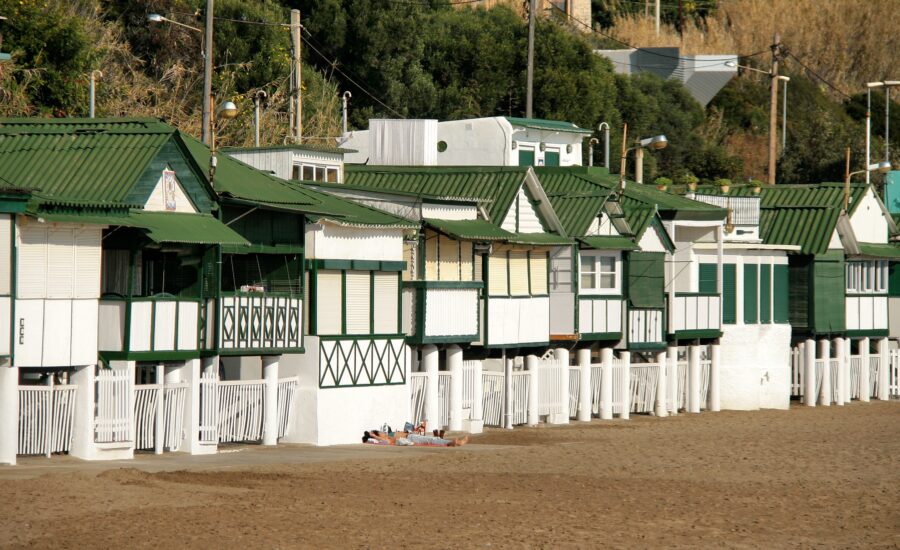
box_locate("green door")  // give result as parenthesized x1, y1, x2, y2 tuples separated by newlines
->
(518, 149, 535, 167)
(627, 252, 665, 308)
(698, 263, 717, 294)
(744, 264, 758, 324)
(759, 264, 771, 323)
(722, 264, 736, 324)
(544, 151, 560, 166)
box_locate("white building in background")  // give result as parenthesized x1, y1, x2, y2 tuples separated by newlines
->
(342, 117, 592, 167)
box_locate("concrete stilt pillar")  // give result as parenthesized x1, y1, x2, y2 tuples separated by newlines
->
(859, 337, 871, 402)
(154, 364, 165, 454)
(667, 345, 679, 415)
(262, 355, 280, 446)
(0, 365, 18, 465)
(619, 351, 631, 420)
(654, 350, 668, 417)
(184, 357, 215, 454)
(468, 359, 484, 434)
(599, 348, 614, 420)
(575, 349, 592, 422)
(447, 345, 463, 432)
(833, 338, 845, 406)
(503, 356, 513, 430)
(877, 338, 890, 401)
(844, 338, 852, 403)
(688, 345, 701, 413)
(709, 344, 721, 412)
(549, 350, 570, 425)
(69, 364, 96, 460)
(804, 338, 816, 406)
(422, 345, 440, 431)
(526, 355, 540, 426)
(819, 339, 831, 406)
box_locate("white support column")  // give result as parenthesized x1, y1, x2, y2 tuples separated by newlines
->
(833, 337, 845, 406)
(860, 337, 870, 402)
(0, 365, 18, 465)
(667, 345, 679, 415)
(619, 351, 631, 420)
(804, 338, 816, 406)
(575, 349, 592, 422)
(688, 345, 701, 413)
(69, 364, 96, 460)
(877, 338, 890, 401)
(599, 348, 614, 420)
(154, 364, 165, 455)
(654, 349, 668, 417)
(422, 345, 440, 431)
(549, 350, 570, 425)
(182, 357, 213, 454)
(818, 339, 831, 407)
(844, 338, 852, 403)
(709, 344, 721, 412)
(447, 345, 463, 432)
(504, 356, 513, 430)
(468, 360, 484, 434)
(526, 355, 540, 426)
(262, 355, 280, 446)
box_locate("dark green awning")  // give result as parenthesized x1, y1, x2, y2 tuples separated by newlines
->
(857, 243, 900, 258)
(578, 236, 638, 251)
(424, 218, 513, 241)
(129, 211, 249, 246)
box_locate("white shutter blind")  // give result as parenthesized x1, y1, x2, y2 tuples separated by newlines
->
(316, 269, 343, 335)
(0, 215, 11, 295)
(17, 224, 48, 299)
(47, 227, 75, 299)
(488, 248, 508, 296)
(373, 272, 399, 334)
(438, 235, 460, 281)
(75, 227, 102, 298)
(345, 270, 371, 334)
(509, 250, 529, 296)
(403, 241, 416, 281)
(473, 251, 483, 282)
(529, 251, 548, 295)
(459, 240, 473, 282)
(425, 231, 438, 280)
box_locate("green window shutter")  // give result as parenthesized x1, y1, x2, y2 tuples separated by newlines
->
(889, 262, 900, 297)
(698, 263, 718, 294)
(812, 252, 845, 333)
(759, 264, 771, 323)
(518, 149, 535, 167)
(627, 251, 665, 308)
(722, 264, 736, 324)
(744, 264, 758, 324)
(544, 151, 560, 166)
(788, 259, 810, 329)
(773, 264, 789, 323)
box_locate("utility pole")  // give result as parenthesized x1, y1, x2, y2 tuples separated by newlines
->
(655, 0, 660, 36)
(525, 0, 536, 119)
(291, 9, 302, 142)
(201, 0, 214, 145)
(767, 33, 781, 185)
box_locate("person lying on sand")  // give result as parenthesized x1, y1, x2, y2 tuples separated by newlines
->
(362, 430, 469, 447)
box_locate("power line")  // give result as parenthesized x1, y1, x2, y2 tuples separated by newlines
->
(299, 30, 406, 119)
(785, 50, 852, 100)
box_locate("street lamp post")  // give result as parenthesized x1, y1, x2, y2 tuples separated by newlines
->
(598, 122, 610, 169)
(866, 80, 900, 183)
(210, 101, 239, 188)
(844, 146, 892, 210)
(778, 75, 789, 152)
(633, 134, 668, 184)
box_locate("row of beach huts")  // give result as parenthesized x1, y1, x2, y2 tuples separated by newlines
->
(0, 115, 897, 465)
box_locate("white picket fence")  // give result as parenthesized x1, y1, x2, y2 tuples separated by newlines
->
(829, 359, 840, 403)
(609, 358, 629, 415)
(509, 370, 530, 425)
(869, 356, 881, 399)
(276, 377, 299, 438)
(630, 363, 659, 414)
(590, 364, 602, 415)
(437, 372, 451, 428)
(199, 372, 218, 444)
(409, 372, 427, 426)
(568, 367, 581, 418)
(164, 384, 188, 451)
(538, 359, 566, 416)
(134, 385, 159, 450)
(95, 368, 131, 443)
(17, 385, 77, 456)
(461, 360, 480, 421)
(482, 372, 505, 427)
(218, 379, 266, 443)
(700, 359, 711, 407)
(890, 350, 900, 397)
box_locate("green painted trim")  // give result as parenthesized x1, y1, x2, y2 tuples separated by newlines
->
(100, 350, 201, 361)
(0, 200, 27, 214)
(119, 295, 204, 303)
(317, 333, 406, 341)
(123, 248, 138, 354)
(411, 334, 479, 345)
(402, 281, 484, 290)
(845, 329, 889, 337)
(579, 294, 624, 301)
(396, 271, 402, 334)
(369, 271, 376, 334)
(628, 342, 668, 351)
(309, 259, 407, 272)
(314, 259, 352, 270)
(319, 381, 405, 389)
(218, 347, 305, 356)
(845, 293, 889, 298)
(9, 217, 16, 366)
(308, 262, 318, 335)
(340, 270, 347, 335)
(490, 294, 550, 299)
(484, 341, 551, 350)
(578, 331, 623, 341)
(670, 329, 723, 339)
(674, 292, 719, 298)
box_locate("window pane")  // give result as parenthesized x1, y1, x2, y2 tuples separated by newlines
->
(327, 168, 339, 182)
(302, 165, 315, 181)
(315, 166, 326, 181)
(292, 165, 301, 180)
(581, 273, 596, 289)
(599, 255, 616, 273)
(600, 274, 615, 289)
(580, 254, 595, 274)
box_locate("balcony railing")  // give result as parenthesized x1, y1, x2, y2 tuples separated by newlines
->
(98, 296, 204, 356)
(404, 281, 481, 344)
(671, 293, 721, 336)
(484, 295, 550, 347)
(578, 296, 623, 336)
(628, 308, 665, 346)
(846, 295, 888, 332)
(219, 292, 302, 352)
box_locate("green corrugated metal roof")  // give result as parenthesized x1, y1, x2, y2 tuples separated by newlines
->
(0, 118, 174, 206)
(129, 211, 249, 245)
(759, 207, 840, 255)
(505, 117, 593, 135)
(534, 167, 613, 236)
(578, 236, 638, 250)
(856, 243, 900, 258)
(424, 218, 513, 241)
(224, 143, 356, 155)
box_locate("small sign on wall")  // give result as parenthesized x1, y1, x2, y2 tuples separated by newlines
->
(162, 170, 177, 211)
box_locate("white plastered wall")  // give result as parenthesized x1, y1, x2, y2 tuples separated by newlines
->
(144, 168, 198, 213)
(849, 187, 889, 244)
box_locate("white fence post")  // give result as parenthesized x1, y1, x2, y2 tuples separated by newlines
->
(877, 338, 889, 400)
(709, 344, 721, 411)
(468, 361, 484, 434)
(0, 365, 17, 465)
(154, 365, 165, 454)
(504, 357, 513, 430)
(818, 339, 831, 407)
(526, 355, 539, 426)
(666, 345, 679, 415)
(655, 350, 668, 417)
(804, 338, 816, 406)
(69, 364, 96, 460)
(262, 356, 279, 446)
(599, 348, 614, 420)
(575, 349, 591, 422)
(422, 345, 440, 431)
(833, 337, 845, 406)
(688, 345, 701, 413)
(618, 351, 630, 420)
(447, 345, 463, 432)
(860, 337, 870, 402)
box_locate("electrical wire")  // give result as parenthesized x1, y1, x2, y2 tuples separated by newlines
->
(785, 51, 852, 99)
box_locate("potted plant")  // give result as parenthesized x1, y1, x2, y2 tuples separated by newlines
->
(750, 179, 763, 194)
(674, 171, 699, 192)
(716, 178, 732, 194)
(654, 176, 672, 191)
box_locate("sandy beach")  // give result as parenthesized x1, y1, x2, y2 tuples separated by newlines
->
(1, 402, 898, 549)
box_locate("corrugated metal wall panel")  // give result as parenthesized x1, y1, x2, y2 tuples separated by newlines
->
(488, 249, 508, 296)
(47, 228, 75, 299)
(530, 251, 548, 294)
(345, 270, 371, 334)
(316, 270, 343, 335)
(438, 234, 460, 281)
(403, 241, 416, 281)
(75, 227, 102, 299)
(0, 215, 10, 296)
(459, 241, 473, 282)
(474, 252, 483, 282)
(373, 272, 399, 334)
(425, 231, 439, 280)
(509, 250, 529, 296)
(17, 224, 48, 299)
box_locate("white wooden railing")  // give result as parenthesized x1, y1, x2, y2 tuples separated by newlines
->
(868, 356, 880, 399)
(482, 372, 505, 427)
(791, 348, 802, 397)
(218, 379, 266, 443)
(890, 350, 900, 397)
(95, 368, 131, 444)
(672, 294, 721, 333)
(277, 377, 299, 439)
(509, 370, 530, 425)
(199, 372, 218, 444)
(461, 360, 480, 421)
(829, 359, 840, 403)
(629, 308, 665, 344)
(163, 384, 188, 451)
(609, 358, 629, 415)
(630, 363, 660, 413)
(17, 385, 77, 456)
(850, 356, 862, 400)
(219, 294, 302, 351)
(568, 367, 581, 418)
(590, 364, 602, 415)
(409, 372, 428, 426)
(134, 385, 159, 450)
(437, 373, 451, 428)
(538, 359, 566, 416)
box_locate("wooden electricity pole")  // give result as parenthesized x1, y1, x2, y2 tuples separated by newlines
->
(291, 9, 302, 142)
(767, 33, 781, 185)
(525, 0, 536, 119)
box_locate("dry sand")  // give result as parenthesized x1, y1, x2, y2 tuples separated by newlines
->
(1, 402, 899, 549)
